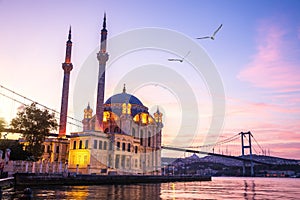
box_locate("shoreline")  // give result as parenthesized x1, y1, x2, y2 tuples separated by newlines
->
(14, 173, 212, 186)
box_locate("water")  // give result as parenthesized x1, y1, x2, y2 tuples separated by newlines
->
(3, 177, 300, 199)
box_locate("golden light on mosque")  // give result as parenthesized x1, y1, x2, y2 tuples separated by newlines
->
(103, 111, 110, 122)
(71, 150, 90, 166)
(141, 113, 148, 124)
(122, 103, 131, 115)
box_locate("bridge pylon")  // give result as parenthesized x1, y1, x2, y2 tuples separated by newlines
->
(240, 131, 254, 176)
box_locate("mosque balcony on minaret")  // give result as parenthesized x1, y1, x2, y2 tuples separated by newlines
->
(62, 63, 73, 73)
(97, 52, 109, 65)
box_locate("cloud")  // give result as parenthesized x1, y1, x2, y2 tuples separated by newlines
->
(237, 19, 300, 92)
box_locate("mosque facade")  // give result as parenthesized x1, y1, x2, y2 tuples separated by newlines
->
(42, 14, 164, 175)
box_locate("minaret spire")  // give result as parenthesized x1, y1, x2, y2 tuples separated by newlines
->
(96, 13, 109, 131)
(68, 26, 71, 41)
(103, 12, 106, 29)
(65, 26, 72, 64)
(58, 27, 73, 138)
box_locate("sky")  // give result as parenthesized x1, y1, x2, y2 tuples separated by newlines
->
(0, 0, 300, 159)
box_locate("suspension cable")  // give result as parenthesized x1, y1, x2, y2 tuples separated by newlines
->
(0, 84, 82, 123)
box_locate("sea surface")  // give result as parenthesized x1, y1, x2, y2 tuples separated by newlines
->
(3, 177, 300, 199)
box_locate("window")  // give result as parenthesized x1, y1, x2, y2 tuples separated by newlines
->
(84, 155, 87, 164)
(85, 140, 89, 149)
(140, 138, 143, 146)
(135, 146, 138, 154)
(94, 140, 98, 149)
(126, 158, 130, 168)
(109, 142, 113, 150)
(47, 145, 51, 153)
(99, 141, 103, 149)
(122, 142, 126, 151)
(115, 155, 120, 169)
(104, 141, 107, 150)
(117, 142, 120, 150)
(148, 131, 151, 147)
(73, 141, 76, 149)
(127, 143, 131, 152)
(56, 145, 59, 153)
(140, 130, 144, 145)
(79, 140, 82, 149)
(121, 155, 125, 168)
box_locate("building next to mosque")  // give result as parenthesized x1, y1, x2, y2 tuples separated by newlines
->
(41, 14, 163, 175)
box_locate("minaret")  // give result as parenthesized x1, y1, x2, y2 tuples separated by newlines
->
(96, 13, 109, 131)
(58, 27, 73, 138)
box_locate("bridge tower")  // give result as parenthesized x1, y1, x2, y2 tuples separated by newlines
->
(240, 131, 254, 176)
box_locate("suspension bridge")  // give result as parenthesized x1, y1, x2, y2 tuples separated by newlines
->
(1, 84, 269, 176)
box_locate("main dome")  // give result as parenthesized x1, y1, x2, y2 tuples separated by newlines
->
(104, 93, 143, 106)
(104, 87, 149, 117)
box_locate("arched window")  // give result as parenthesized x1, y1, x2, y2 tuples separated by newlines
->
(73, 141, 76, 149)
(79, 140, 82, 149)
(127, 143, 131, 152)
(104, 128, 109, 133)
(114, 126, 120, 133)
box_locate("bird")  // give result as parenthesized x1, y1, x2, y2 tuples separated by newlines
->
(197, 24, 223, 40)
(168, 51, 191, 62)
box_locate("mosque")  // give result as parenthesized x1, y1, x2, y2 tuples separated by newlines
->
(41, 14, 163, 175)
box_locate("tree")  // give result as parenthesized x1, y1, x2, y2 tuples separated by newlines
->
(0, 118, 5, 138)
(10, 103, 58, 161)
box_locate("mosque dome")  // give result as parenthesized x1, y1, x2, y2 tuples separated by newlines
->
(104, 85, 148, 117)
(104, 92, 143, 106)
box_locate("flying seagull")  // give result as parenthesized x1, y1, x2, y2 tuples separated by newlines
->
(197, 24, 223, 40)
(168, 51, 191, 62)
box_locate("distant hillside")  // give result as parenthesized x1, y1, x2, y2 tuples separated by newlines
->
(163, 154, 300, 167)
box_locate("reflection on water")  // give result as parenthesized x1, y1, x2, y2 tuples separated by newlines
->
(3, 177, 300, 199)
(161, 177, 300, 200)
(6, 184, 162, 200)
